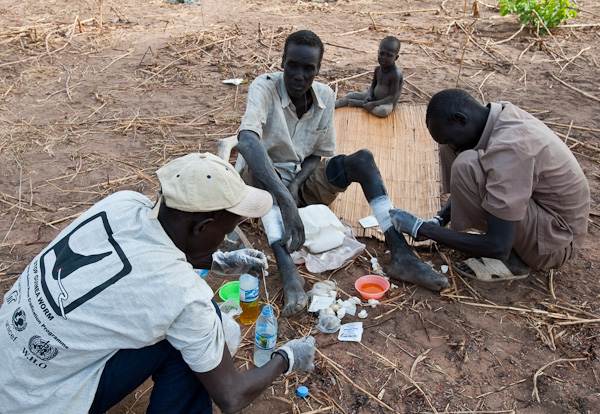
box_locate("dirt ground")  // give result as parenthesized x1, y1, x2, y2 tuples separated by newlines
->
(1, 0, 599, 413)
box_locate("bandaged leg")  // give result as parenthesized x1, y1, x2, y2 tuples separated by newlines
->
(369, 195, 394, 233)
(261, 205, 284, 245)
(341, 150, 449, 291)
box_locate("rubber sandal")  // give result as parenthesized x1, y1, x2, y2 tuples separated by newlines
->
(452, 257, 529, 282)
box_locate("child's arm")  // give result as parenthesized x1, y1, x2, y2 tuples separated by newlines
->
(364, 68, 378, 102)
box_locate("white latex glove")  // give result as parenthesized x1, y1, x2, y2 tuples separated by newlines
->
(211, 249, 268, 277)
(389, 208, 424, 239)
(273, 336, 316, 376)
(422, 217, 442, 226)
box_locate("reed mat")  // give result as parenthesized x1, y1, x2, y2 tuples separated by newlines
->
(330, 105, 441, 240)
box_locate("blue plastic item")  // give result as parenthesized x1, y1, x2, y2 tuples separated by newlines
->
(297, 386, 308, 398)
(194, 269, 208, 280)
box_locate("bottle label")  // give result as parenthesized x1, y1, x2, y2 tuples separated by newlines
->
(255, 330, 276, 350)
(240, 287, 259, 303)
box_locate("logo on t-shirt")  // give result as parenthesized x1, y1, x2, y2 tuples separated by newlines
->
(39, 211, 132, 319)
(12, 308, 27, 332)
(28, 335, 58, 361)
(6, 290, 18, 304)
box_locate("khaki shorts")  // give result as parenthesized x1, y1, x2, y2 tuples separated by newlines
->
(241, 157, 346, 208)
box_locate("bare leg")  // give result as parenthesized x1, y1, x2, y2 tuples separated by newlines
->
(347, 99, 366, 108)
(335, 92, 368, 109)
(342, 150, 449, 291)
(369, 103, 395, 118)
(272, 242, 308, 316)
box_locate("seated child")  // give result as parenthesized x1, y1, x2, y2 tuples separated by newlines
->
(335, 36, 403, 118)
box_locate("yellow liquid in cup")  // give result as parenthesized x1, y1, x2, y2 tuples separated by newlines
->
(361, 282, 384, 294)
(240, 300, 259, 325)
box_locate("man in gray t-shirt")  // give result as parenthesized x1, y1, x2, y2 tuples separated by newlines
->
(0, 153, 316, 414)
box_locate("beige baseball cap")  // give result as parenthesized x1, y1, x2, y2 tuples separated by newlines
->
(149, 153, 273, 219)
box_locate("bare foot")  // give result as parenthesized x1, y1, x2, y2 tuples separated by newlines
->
(385, 229, 449, 291)
(281, 272, 308, 317)
(272, 242, 308, 317)
(388, 253, 449, 291)
(504, 250, 529, 275)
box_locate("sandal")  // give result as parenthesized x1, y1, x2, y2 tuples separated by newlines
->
(452, 257, 529, 283)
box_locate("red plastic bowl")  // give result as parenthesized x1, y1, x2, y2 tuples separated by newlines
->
(355, 275, 390, 300)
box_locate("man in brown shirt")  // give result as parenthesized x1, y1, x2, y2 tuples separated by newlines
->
(390, 89, 590, 281)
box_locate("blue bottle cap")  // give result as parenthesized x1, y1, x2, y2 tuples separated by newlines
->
(297, 385, 308, 397)
(194, 269, 208, 279)
(262, 305, 274, 317)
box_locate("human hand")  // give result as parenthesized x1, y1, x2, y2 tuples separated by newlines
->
(364, 101, 377, 112)
(275, 336, 316, 376)
(389, 208, 424, 239)
(278, 201, 305, 252)
(423, 216, 444, 227)
(211, 249, 268, 277)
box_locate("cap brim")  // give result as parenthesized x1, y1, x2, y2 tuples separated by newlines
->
(226, 186, 273, 218)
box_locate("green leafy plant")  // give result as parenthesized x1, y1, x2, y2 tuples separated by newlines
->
(499, 0, 578, 34)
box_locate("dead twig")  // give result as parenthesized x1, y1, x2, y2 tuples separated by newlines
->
(548, 269, 556, 300)
(476, 378, 527, 399)
(410, 348, 431, 378)
(532, 358, 586, 402)
(328, 71, 372, 86)
(369, 8, 439, 15)
(332, 27, 370, 37)
(490, 24, 525, 45)
(551, 74, 600, 103)
(560, 46, 591, 73)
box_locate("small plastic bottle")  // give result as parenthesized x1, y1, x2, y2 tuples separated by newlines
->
(239, 274, 259, 325)
(254, 305, 278, 367)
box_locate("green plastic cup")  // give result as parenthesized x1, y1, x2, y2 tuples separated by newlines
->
(219, 281, 240, 302)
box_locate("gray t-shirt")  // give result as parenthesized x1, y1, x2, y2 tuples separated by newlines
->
(0, 191, 224, 413)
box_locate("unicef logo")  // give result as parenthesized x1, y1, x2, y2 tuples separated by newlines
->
(28, 336, 59, 361)
(12, 307, 27, 332)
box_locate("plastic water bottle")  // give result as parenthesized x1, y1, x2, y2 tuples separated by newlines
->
(254, 305, 278, 367)
(239, 274, 259, 325)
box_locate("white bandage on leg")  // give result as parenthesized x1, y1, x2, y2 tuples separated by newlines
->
(369, 195, 394, 233)
(261, 205, 285, 245)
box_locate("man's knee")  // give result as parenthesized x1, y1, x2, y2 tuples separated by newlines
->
(341, 149, 380, 183)
(348, 148, 375, 165)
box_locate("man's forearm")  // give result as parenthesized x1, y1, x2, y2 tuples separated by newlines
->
(237, 129, 305, 251)
(237, 130, 293, 203)
(198, 351, 287, 413)
(418, 212, 516, 260)
(288, 155, 320, 191)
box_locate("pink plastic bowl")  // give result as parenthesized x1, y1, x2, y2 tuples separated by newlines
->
(355, 275, 390, 300)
